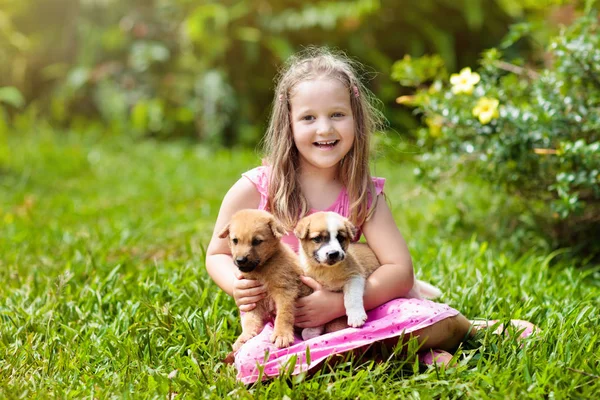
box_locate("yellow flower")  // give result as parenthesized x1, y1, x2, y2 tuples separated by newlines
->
(450, 67, 480, 95)
(472, 97, 500, 124)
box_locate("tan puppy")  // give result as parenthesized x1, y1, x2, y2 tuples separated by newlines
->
(219, 209, 312, 352)
(295, 211, 441, 338)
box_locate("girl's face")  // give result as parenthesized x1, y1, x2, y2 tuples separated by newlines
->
(289, 78, 355, 173)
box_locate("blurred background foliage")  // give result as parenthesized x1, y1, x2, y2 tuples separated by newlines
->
(0, 0, 579, 145)
(1, 0, 597, 259)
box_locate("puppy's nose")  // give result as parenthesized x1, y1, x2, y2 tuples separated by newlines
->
(235, 256, 249, 266)
(326, 251, 340, 262)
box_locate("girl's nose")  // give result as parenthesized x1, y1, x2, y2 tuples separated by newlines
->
(316, 120, 333, 135)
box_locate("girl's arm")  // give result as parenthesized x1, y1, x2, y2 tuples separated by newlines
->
(295, 196, 414, 328)
(205, 178, 264, 308)
(360, 197, 415, 308)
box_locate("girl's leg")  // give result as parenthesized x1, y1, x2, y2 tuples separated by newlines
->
(376, 316, 539, 368)
(410, 317, 539, 351)
(410, 314, 472, 351)
(376, 314, 470, 367)
(413, 317, 540, 367)
(470, 319, 538, 339)
(379, 314, 471, 354)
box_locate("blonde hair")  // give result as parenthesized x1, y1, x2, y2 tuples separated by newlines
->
(262, 47, 385, 230)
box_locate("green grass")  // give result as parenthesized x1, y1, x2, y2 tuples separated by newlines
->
(1, 125, 599, 398)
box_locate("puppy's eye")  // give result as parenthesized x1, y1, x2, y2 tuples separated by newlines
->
(232, 238, 238, 245)
(252, 238, 263, 246)
(336, 234, 346, 243)
(311, 236, 322, 244)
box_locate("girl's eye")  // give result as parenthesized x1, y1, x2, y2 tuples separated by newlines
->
(252, 238, 263, 246)
(232, 238, 238, 245)
(311, 236, 322, 244)
(302, 115, 315, 121)
(332, 112, 345, 118)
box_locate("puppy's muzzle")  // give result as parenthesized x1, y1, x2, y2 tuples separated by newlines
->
(234, 256, 259, 272)
(325, 250, 344, 265)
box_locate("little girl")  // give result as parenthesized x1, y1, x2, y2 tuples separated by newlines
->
(205, 48, 535, 384)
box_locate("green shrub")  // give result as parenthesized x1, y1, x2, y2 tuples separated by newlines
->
(391, 8, 600, 257)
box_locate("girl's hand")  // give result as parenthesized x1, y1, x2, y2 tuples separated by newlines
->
(232, 271, 267, 312)
(295, 276, 344, 328)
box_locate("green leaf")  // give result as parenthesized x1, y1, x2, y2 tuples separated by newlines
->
(391, 54, 447, 87)
(234, 27, 261, 42)
(66, 67, 90, 91)
(0, 86, 25, 108)
(131, 102, 148, 132)
(464, 0, 484, 30)
(500, 22, 533, 49)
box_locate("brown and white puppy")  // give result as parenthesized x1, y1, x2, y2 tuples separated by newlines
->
(294, 211, 441, 338)
(219, 209, 312, 352)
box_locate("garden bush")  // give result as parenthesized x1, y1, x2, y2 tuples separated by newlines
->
(391, 7, 600, 257)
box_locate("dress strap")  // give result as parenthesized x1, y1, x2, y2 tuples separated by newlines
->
(241, 166, 270, 210)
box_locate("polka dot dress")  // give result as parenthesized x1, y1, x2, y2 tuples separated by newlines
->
(234, 298, 459, 384)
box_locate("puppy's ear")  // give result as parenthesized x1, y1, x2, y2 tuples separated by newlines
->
(344, 219, 357, 240)
(269, 217, 287, 239)
(218, 224, 230, 239)
(294, 218, 310, 239)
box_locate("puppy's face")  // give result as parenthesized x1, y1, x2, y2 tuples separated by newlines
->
(294, 212, 356, 266)
(219, 209, 286, 272)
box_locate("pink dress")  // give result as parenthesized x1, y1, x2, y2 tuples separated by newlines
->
(234, 166, 459, 384)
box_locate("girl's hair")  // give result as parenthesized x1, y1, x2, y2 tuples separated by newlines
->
(263, 47, 385, 230)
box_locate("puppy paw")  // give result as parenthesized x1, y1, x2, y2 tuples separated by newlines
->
(271, 331, 295, 348)
(232, 332, 256, 352)
(301, 326, 324, 341)
(347, 309, 368, 328)
(232, 340, 243, 352)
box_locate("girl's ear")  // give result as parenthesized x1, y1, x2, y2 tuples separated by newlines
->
(269, 218, 287, 239)
(344, 219, 357, 240)
(294, 219, 310, 239)
(218, 224, 230, 239)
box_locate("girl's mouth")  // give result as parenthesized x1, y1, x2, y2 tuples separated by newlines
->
(313, 140, 339, 148)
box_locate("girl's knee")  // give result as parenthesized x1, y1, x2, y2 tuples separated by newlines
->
(448, 314, 472, 339)
(439, 314, 472, 349)
(411, 314, 471, 351)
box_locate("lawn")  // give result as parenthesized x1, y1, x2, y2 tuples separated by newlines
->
(1, 126, 599, 398)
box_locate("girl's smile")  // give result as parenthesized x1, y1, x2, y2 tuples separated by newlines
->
(290, 78, 355, 172)
(313, 140, 339, 149)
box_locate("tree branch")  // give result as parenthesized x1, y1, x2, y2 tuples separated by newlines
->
(494, 61, 540, 79)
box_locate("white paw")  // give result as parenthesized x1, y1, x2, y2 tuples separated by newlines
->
(301, 326, 324, 340)
(347, 309, 367, 327)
